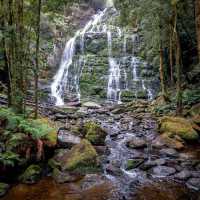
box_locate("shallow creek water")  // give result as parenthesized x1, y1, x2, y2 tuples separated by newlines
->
(1, 105, 200, 200)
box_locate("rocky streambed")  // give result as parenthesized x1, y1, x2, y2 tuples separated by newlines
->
(1, 101, 200, 200)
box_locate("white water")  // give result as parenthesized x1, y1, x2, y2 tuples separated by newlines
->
(51, 0, 155, 106)
(107, 30, 122, 103)
(51, 8, 109, 106)
(131, 57, 139, 81)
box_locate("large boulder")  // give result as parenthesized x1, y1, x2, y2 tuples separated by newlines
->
(20, 165, 42, 184)
(83, 121, 107, 145)
(159, 117, 199, 141)
(61, 139, 98, 171)
(50, 140, 98, 183)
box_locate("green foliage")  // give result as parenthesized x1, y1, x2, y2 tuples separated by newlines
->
(19, 119, 55, 139)
(0, 108, 23, 131)
(19, 164, 42, 184)
(182, 89, 200, 106)
(0, 151, 21, 167)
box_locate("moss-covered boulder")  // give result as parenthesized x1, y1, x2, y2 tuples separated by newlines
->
(20, 165, 42, 184)
(0, 183, 9, 197)
(61, 139, 98, 171)
(159, 117, 199, 141)
(83, 121, 107, 145)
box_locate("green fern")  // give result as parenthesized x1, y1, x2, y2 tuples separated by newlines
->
(0, 151, 21, 167)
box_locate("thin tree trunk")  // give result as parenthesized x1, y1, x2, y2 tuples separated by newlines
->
(174, 6, 183, 115)
(159, 44, 166, 99)
(195, 0, 200, 61)
(34, 0, 42, 119)
(169, 27, 174, 85)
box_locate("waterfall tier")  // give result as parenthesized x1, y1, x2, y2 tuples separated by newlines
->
(51, 6, 159, 106)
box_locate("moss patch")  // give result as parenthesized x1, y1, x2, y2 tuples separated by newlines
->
(62, 139, 98, 171)
(83, 121, 107, 145)
(20, 165, 42, 184)
(159, 117, 199, 141)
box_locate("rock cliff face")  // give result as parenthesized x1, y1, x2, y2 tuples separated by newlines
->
(41, 2, 160, 104)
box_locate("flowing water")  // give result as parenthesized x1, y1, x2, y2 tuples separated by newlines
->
(51, 1, 157, 106)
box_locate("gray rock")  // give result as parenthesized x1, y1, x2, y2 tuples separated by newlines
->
(159, 148, 178, 157)
(152, 166, 176, 177)
(127, 137, 147, 149)
(58, 129, 81, 148)
(187, 178, 200, 190)
(83, 102, 101, 109)
(174, 170, 191, 180)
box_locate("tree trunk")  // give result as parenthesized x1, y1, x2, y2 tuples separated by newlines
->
(174, 6, 183, 116)
(34, 0, 42, 119)
(159, 45, 166, 99)
(195, 0, 200, 61)
(169, 27, 174, 85)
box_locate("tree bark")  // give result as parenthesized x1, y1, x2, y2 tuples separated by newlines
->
(34, 0, 42, 119)
(174, 6, 183, 116)
(169, 27, 174, 85)
(159, 45, 166, 99)
(195, 0, 200, 61)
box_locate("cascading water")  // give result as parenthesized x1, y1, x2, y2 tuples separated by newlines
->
(51, 0, 157, 106)
(107, 30, 122, 103)
(51, 8, 109, 106)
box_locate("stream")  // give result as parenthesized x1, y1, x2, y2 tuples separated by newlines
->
(1, 101, 200, 200)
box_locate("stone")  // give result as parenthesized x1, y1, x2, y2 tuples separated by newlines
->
(127, 137, 147, 149)
(174, 170, 191, 180)
(0, 183, 9, 197)
(152, 134, 184, 150)
(57, 129, 81, 148)
(159, 117, 199, 141)
(159, 148, 178, 157)
(83, 102, 101, 109)
(152, 166, 176, 177)
(105, 164, 122, 176)
(61, 139, 98, 171)
(187, 178, 200, 190)
(20, 165, 42, 184)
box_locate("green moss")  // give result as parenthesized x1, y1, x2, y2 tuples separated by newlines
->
(62, 139, 98, 171)
(126, 159, 144, 170)
(20, 165, 42, 184)
(84, 121, 106, 145)
(0, 183, 9, 197)
(160, 117, 199, 141)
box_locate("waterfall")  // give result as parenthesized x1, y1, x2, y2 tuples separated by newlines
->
(51, 0, 156, 106)
(107, 31, 121, 103)
(51, 36, 77, 106)
(51, 8, 109, 106)
(142, 80, 153, 100)
(131, 57, 139, 81)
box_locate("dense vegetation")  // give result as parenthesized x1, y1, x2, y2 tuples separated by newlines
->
(0, 0, 199, 199)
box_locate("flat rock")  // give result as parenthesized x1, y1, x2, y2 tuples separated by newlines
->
(83, 102, 101, 109)
(127, 137, 147, 149)
(57, 129, 81, 148)
(152, 166, 176, 177)
(159, 148, 178, 157)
